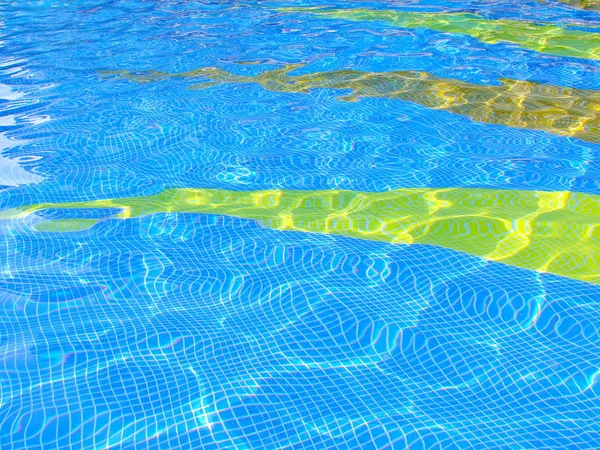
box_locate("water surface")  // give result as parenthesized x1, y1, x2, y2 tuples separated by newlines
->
(1, 1, 600, 449)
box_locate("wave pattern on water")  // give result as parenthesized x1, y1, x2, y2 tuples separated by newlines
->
(7, 186, 600, 285)
(102, 64, 600, 145)
(1, 0, 600, 449)
(277, 6, 600, 60)
(558, 0, 600, 12)
(1, 213, 600, 449)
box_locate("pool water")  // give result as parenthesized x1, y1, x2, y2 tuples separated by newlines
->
(1, 1, 600, 449)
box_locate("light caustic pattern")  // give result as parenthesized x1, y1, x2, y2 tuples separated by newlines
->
(2, 212, 599, 449)
(103, 65, 600, 144)
(8, 187, 600, 285)
(277, 7, 600, 60)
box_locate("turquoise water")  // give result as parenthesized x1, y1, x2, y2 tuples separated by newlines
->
(1, 0, 600, 448)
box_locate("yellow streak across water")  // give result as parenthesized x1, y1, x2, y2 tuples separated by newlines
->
(557, 0, 600, 11)
(5, 187, 600, 285)
(277, 7, 600, 60)
(101, 65, 600, 144)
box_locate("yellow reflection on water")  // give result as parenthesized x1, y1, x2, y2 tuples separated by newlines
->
(9, 187, 600, 285)
(557, 0, 600, 11)
(101, 65, 600, 144)
(276, 7, 600, 60)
